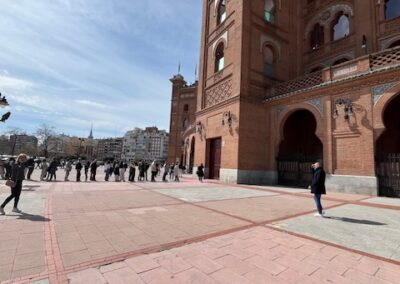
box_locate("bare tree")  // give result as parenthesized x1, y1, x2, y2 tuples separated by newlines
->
(36, 124, 56, 158)
(6, 127, 26, 156)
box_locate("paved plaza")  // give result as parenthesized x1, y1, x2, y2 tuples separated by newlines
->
(0, 169, 399, 283)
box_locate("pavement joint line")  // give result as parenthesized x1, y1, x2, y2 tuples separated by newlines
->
(206, 178, 400, 211)
(45, 183, 68, 284)
(133, 183, 258, 225)
(61, 223, 256, 275)
(265, 224, 400, 267)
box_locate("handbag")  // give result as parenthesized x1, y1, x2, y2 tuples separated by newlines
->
(5, 180, 16, 188)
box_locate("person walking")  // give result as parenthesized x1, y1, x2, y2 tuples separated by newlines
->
(47, 159, 58, 181)
(64, 160, 72, 181)
(174, 163, 180, 182)
(120, 161, 126, 182)
(162, 163, 169, 182)
(128, 161, 136, 182)
(138, 161, 144, 182)
(104, 161, 111, 181)
(26, 156, 35, 180)
(0, 153, 27, 215)
(150, 161, 157, 182)
(90, 160, 98, 181)
(75, 159, 82, 182)
(197, 163, 205, 182)
(309, 162, 326, 217)
(84, 161, 90, 182)
(169, 164, 174, 180)
(114, 161, 120, 182)
(40, 159, 48, 181)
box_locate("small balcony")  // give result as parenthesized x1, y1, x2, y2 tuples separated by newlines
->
(265, 46, 400, 100)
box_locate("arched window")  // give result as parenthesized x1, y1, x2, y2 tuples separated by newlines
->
(332, 58, 349, 66)
(389, 40, 400, 49)
(310, 23, 324, 50)
(215, 42, 225, 73)
(264, 0, 276, 24)
(385, 0, 400, 20)
(183, 118, 189, 130)
(263, 45, 275, 77)
(183, 104, 189, 112)
(332, 13, 350, 41)
(217, 0, 227, 25)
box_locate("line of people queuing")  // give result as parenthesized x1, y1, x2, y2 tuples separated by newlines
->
(0, 155, 206, 184)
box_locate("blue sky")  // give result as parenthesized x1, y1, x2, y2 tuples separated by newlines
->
(0, 0, 202, 138)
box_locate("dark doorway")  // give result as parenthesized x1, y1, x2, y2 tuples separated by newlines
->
(207, 138, 222, 180)
(189, 137, 195, 174)
(376, 94, 400, 197)
(277, 110, 323, 187)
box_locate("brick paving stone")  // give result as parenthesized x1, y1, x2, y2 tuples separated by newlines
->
(246, 255, 289, 276)
(157, 255, 192, 274)
(68, 268, 107, 284)
(344, 268, 393, 284)
(125, 254, 160, 273)
(214, 254, 255, 275)
(244, 267, 289, 284)
(210, 268, 254, 284)
(103, 267, 145, 284)
(184, 254, 223, 274)
(139, 267, 179, 284)
(99, 261, 128, 273)
(174, 267, 219, 284)
(375, 267, 400, 283)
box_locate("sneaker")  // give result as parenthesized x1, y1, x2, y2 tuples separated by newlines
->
(12, 208, 22, 213)
(314, 212, 323, 217)
(0, 207, 4, 215)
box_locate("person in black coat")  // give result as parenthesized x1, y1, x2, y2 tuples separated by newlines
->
(197, 163, 205, 182)
(309, 162, 326, 217)
(0, 153, 27, 214)
(75, 159, 82, 182)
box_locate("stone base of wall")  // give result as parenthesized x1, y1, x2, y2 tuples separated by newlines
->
(220, 169, 278, 185)
(326, 174, 378, 196)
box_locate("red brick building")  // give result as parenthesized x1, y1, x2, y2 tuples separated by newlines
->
(167, 74, 198, 172)
(169, 0, 400, 197)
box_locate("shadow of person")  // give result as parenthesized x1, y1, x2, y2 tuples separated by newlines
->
(324, 216, 387, 226)
(22, 185, 41, 191)
(15, 212, 50, 222)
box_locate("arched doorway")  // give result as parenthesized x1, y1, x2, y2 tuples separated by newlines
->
(376, 94, 400, 197)
(277, 109, 323, 187)
(189, 137, 195, 174)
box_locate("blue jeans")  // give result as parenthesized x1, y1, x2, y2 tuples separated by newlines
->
(313, 194, 323, 214)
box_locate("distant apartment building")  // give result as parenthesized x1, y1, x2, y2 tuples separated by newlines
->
(123, 127, 169, 162)
(9, 134, 38, 156)
(96, 138, 123, 160)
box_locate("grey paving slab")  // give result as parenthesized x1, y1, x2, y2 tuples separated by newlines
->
(271, 204, 400, 261)
(154, 186, 278, 202)
(248, 185, 309, 193)
(363, 197, 400, 207)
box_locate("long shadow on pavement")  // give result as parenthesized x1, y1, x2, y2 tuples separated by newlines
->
(324, 216, 387, 226)
(11, 212, 51, 222)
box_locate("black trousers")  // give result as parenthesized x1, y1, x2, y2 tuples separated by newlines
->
(1, 180, 22, 208)
(129, 168, 136, 182)
(27, 167, 34, 179)
(76, 170, 81, 181)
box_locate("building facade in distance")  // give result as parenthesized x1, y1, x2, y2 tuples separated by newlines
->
(123, 127, 169, 162)
(169, 0, 400, 197)
(96, 138, 124, 161)
(9, 134, 38, 156)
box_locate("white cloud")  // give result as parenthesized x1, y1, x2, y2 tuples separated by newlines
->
(0, 75, 33, 91)
(75, 100, 107, 109)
